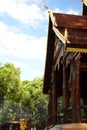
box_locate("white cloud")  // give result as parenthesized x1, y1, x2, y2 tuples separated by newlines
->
(0, 22, 47, 61)
(0, 0, 47, 26)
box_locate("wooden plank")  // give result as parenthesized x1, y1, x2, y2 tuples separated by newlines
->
(49, 123, 87, 130)
(58, 27, 87, 45)
(60, 123, 87, 130)
(80, 63, 87, 70)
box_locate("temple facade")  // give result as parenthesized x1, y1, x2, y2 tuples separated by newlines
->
(43, 2, 87, 129)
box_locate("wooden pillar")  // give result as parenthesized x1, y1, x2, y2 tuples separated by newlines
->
(48, 85, 53, 115)
(48, 85, 53, 126)
(48, 69, 57, 125)
(70, 58, 81, 122)
(63, 60, 70, 123)
(51, 69, 57, 124)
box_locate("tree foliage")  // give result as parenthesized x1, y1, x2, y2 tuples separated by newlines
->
(0, 62, 49, 129)
(0, 63, 21, 101)
(21, 78, 48, 128)
(21, 78, 48, 114)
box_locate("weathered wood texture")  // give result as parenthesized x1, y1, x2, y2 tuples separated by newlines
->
(50, 123, 87, 130)
(43, 13, 87, 94)
(54, 13, 87, 45)
(70, 59, 81, 122)
(43, 18, 55, 94)
(47, 70, 58, 125)
(60, 123, 87, 130)
(58, 27, 87, 44)
(63, 60, 70, 123)
(54, 13, 87, 29)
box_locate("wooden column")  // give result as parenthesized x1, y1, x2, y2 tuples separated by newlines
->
(48, 85, 53, 126)
(51, 69, 57, 124)
(48, 69, 57, 126)
(70, 58, 81, 122)
(63, 60, 70, 123)
(48, 85, 53, 115)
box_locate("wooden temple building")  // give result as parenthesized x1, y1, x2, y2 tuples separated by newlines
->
(43, 1, 87, 129)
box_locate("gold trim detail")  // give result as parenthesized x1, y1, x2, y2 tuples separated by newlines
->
(66, 47, 87, 53)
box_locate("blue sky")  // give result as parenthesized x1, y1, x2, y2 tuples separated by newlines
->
(0, 0, 82, 81)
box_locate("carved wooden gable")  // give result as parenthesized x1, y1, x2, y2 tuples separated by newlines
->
(43, 12, 87, 94)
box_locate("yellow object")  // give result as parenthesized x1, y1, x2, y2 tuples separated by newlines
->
(20, 119, 27, 130)
(66, 47, 87, 53)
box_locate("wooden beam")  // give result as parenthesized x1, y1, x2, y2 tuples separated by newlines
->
(60, 123, 87, 130)
(53, 26, 70, 44)
(80, 62, 87, 70)
(47, 9, 70, 44)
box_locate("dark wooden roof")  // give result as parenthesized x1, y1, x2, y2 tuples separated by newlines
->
(54, 13, 87, 29)
(43, 13, 87, 94)
(54, 13, 87, 45)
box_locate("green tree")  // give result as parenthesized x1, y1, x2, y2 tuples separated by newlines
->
(0, 63, 21, 124)
(21, 78, 48, 112)
(0, 63, 21, 102)
(21, 78, 48, 128)
(0, 62, 48, 129)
